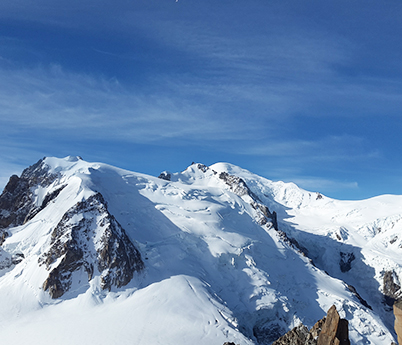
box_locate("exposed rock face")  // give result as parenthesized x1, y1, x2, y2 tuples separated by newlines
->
(271, 318, 324, 345)
(218, 171, 278, 230)
(0, 158, 144, 299)
(158, 171, 171, 181)
(196, 163, 209, 173)
(339, 252, 355, 273)
(271, 324, 311, 345)
(219, 171, 253, 197)
(190, 164, 280, 232)
(276, 229, 310, 258)
(270, 305, 349, 345)
(317, 305, 349, 345)
(394, 300, 402, 345)
(384, 271, 402, 306)
(39, 192, 144, 298)
(0, 158, 57, 243)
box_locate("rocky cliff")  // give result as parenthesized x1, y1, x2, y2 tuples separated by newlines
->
(38, 192, 144, 298)
(394, 300, 402, 345)
(0, 157, 398, 344)
(271, 305, 349, 345)
(0, 158, 144, 298)
(0, 159, 57, 244)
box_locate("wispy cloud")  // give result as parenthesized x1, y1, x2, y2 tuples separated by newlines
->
(290, 177, 359, 195)
(0, 64, 256, 142)
(234, 135, 380, 162)
(1, 1, 401, 199)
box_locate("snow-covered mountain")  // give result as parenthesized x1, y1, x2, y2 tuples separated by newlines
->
(0, 156, 400, 344)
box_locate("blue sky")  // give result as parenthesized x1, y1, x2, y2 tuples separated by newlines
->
(1, 0, 402, 200)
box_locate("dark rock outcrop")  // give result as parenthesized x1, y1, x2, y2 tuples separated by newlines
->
(383, 270, 401, 306)
(0, 158, 58, 242)
(339, 252, 355, 273)
(276, 229, 310, 259)
(271, 305, 349, 345)
(0, 174, 30, 239)
(271, 324, 311, 345)
(39, 192, 144, 298)
(271, 317, 324, 345)
(218, 171, 278, 230)
(196, 163, 209, 173)
(219, 171, 256, 198)
(158, 171, 171, 181)
(0, 158, 144, 298)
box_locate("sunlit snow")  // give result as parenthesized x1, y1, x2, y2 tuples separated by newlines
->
(0, 156, 399, 344)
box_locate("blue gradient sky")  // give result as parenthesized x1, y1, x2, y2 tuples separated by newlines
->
(1, 0, 402, 199)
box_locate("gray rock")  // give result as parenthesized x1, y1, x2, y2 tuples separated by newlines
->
(218, 171, 278, 230)
(339, 252, 355, 273)
(158, 171, 171, 181)
(270, 305, 349, 345)
(271, 324, 310, 345)
(40, 192, 144, 298)
(0, 158, 57, 235)
(383, 270, 401, 306)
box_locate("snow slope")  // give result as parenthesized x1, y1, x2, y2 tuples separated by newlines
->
(0, 157, 398, 344)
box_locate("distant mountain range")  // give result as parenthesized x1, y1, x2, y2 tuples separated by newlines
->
(0, 156, 400, 344)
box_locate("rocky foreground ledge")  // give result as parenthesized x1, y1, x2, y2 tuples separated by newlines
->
(394, 300, 402, 345)
(224, 305, 350, 345)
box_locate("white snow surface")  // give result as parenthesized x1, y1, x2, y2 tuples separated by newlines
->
(0, 157, 399, 344)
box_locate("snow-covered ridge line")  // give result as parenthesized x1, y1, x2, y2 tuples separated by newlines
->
(0, 157, 144, 298)
(0, 156, 399, 344)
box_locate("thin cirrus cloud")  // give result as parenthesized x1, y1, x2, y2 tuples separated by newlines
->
(0, 64, 258, 142)
(235, 135, 380, 162)
(0, 1, 402, 199)
(291, 177, 359, 194)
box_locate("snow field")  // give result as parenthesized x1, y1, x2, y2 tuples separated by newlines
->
(0, 157, 399, 344)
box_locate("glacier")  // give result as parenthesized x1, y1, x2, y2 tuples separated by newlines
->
(0, 156, 400, 344)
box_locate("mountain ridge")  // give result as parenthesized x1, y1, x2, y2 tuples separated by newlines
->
(0, 156, 399, 344)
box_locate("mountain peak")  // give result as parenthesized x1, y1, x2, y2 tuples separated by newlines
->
(0, 157, 399, 344)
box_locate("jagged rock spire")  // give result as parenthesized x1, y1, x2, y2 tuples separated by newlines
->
(271, 305, 350, 345)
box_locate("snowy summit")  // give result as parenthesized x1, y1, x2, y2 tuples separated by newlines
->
(0, 156, 401, 344)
